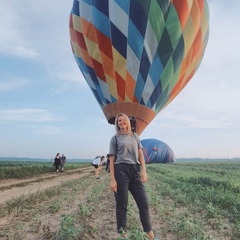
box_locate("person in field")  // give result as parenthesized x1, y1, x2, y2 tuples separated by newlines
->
(61, 154, 66, 172)
(105, 154, 110, 172)
(92, 155, 105, 179)
(53, 153, 62, 173)
(108, 113, 158, 240)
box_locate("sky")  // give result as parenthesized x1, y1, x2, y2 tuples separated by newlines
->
(0, 0, 239, 160)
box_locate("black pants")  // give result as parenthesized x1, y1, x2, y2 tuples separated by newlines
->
(105, 159, 110, 172)
(114, 164, 152, 233)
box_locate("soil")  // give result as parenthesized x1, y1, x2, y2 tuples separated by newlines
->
(0, 167, 229, 240)
(0, 167, 165, 240)
(0, 168, 92, 205)
(0, 167, 114, 239)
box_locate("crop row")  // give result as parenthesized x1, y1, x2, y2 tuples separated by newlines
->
(0, 162, 239, 239)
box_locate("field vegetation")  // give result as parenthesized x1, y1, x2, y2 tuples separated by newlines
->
(0, 161, 89, 179)
(0, 161, 239, 239)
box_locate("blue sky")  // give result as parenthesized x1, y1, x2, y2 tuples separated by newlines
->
(0, 0, 239, 159)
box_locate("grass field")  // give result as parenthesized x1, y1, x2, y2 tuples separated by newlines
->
(147, 162, 240, 239)
(0, 161, 239, 239)
(0, 161, 90, 179)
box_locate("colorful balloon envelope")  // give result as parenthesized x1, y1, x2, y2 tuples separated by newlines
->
(69, 0, 209, 135)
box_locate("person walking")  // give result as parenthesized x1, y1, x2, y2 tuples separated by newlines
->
(108, 113, 158, 240)
(61, 154, 66, 172)
(53, 153, 62, 173)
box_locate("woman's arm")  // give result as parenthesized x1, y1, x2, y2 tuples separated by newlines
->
(109, 155, 117, 192)
(138, 148, 148, 183)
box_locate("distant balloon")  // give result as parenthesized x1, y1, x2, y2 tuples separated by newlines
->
(69, 0, 209, 135)
(141, 139, 176, 164)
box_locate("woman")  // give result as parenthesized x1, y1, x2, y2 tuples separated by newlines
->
(53, 153, 62, 173)
(109, 113, 157, 240)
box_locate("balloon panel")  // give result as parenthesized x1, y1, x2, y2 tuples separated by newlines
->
(141, 138, 176, 163)
(69, 0, 209, 134)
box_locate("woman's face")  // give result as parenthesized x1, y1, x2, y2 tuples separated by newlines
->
(118, 115, 127, 129)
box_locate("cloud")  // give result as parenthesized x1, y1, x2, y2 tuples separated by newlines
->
(52, 65, 87, 85)
(0, 109, 65, 122)
(0, 2, 38, 58)
(0, 79, 29, 92)
(150, 77, 240, 133)
(34, 125, 63, 135)
(205, 1, 240, 70)
(0, 0, 87, 93)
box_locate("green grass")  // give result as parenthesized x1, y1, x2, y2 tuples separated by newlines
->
(0, 161, 239, 239)
(146, 162, 240, 239)
(0, 161, 90, 179)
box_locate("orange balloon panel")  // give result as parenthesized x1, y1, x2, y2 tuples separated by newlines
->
(103, 102, 156, 135)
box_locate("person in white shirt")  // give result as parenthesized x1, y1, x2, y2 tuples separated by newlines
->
(92, 156, 105, 179)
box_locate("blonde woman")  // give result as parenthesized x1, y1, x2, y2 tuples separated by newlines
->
(109, 113, 158, 240)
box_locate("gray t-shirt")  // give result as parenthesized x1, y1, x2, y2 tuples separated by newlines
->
(109, 133, 142, 164)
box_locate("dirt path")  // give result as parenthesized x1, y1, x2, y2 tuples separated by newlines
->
(0, 167, 122, 240)
(0, 167, 93, 205)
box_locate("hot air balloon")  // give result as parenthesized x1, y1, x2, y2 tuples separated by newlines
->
(141, 139, 176, 163)
(69, 0, 209, 135)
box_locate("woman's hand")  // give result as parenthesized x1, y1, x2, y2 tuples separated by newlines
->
(111, 179, 117, 193)
(109, 156, 117, 192)
(141, 171, 148, 183)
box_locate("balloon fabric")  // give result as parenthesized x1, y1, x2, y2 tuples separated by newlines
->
(69, 0, 209, 135)
(141, 138, 176, 164)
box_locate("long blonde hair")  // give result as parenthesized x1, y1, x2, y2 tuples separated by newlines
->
(115, 113, 132, 135)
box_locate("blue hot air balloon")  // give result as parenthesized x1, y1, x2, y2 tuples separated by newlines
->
(141, 139, 176, 163)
